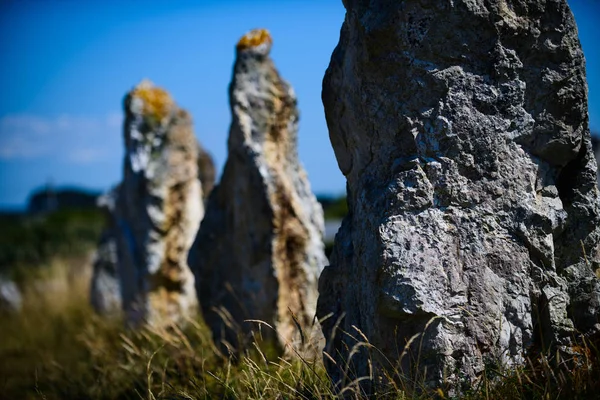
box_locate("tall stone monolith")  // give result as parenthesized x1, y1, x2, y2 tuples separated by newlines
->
(91, 80, 209, 327)
(317, 0, 600, 393)
(189, 29, 327, 354)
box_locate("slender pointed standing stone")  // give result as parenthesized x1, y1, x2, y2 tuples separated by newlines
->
(317, 0, 600, 393)
(189, 29, 327, 354)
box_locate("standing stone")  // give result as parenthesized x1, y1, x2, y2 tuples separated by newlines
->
(120, 80, 205, 327)
(0, 277, 22, 313)
(189, 29, 327, 354)
(91, 80, 205, 327)
(90, 189, 121, 315)
(90, 231, 120, 315)
(90, 132, 215, 319)
(317, 0, 600, 392)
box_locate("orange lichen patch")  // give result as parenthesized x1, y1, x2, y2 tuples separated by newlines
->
(236, 28, 272, 51)
(131, 81, 174, 120)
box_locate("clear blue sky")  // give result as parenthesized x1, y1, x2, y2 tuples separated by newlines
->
(0, 0, 598, 209)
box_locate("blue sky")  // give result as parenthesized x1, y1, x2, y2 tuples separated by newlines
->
(0, 0, 598, 209)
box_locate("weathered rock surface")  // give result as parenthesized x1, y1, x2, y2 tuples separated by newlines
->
(189, 29, 327, 354)
(0, 277, 22, 313)
(317, 0, 600, 392)
(198, 144, 216, 203)
(91, 80, 205, 327)
(593, 136, 600, 187)
(90, 121, 215, 319)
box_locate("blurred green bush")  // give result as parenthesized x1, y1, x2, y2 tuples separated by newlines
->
(0, 209, 104, 279)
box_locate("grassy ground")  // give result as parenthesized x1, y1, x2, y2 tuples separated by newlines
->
(0, 208, 104, 282)
(0, 257, 334, 400)
(0, 206, 599, 399)
(1, 254, 598, 400)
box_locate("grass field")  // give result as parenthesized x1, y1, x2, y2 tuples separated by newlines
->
(0, 208, 599, 399)
(1, 253, 599, 400)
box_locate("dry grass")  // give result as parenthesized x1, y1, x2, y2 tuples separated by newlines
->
(0, 258, 333, 400)
(0, 257, 598, 400)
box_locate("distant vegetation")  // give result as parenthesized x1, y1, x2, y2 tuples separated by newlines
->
(318, 195, 348, 220)
(27, 186, 100, 214)
(0, 208, 104, 282)
(0, 191, 346, 282)
(0, 186, 104, 281)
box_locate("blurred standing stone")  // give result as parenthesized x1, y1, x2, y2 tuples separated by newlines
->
(317, 0, 600, 393)
(90, 190, 121, 315)
(189, 29, 327, 354)
(90, 122, 216, 319)
(0, 277, 22, 313)
(91, 80, 208, 327)
(120, 80, 204, 326)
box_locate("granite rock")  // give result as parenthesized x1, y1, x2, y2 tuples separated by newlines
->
(593, 136, 599, 187)
(91, 80, 205, 327)
(189, 29, 327, 354)
(317, 0, 600, 392)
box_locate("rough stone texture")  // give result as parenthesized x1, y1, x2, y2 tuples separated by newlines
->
(198, 144, 216, 203)
(90, 128, 215, 318)
(189, 29, 327, 354)
(317, 0, 600, 392)
(593, 136, 600, 187)
(0, 277, 22, 313)
(91, 80, 205, 327)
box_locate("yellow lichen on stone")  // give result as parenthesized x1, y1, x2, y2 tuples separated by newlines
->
(236, 28, 272, 51)
(132, 81, 174, 120)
